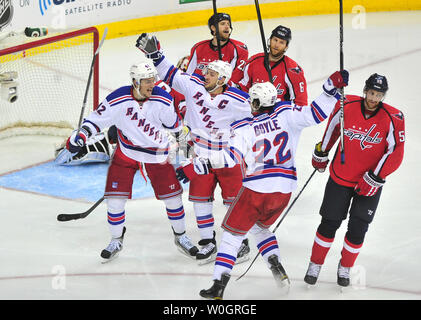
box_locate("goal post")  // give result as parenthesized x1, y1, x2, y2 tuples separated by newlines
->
(0, 27, 99, 139)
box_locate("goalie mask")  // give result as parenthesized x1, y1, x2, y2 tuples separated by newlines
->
(249, 82, 278, 112)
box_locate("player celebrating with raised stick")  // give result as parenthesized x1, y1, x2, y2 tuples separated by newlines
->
(136, 33, 252, 265)
(176, 70, 348, 299)
(57, 62, 198, 261)
(304, 73, 405, 288)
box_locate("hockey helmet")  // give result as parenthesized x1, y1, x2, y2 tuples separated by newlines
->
(208, 12, 232, 35)
(130, 62, 158, 85)
(249, 82, 278, 112)
(204, 60, 232, 85)
(270, 25, 292, 44)
(364, 73, 388, 93)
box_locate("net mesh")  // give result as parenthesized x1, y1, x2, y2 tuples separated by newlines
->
(0, 28, 98, 139)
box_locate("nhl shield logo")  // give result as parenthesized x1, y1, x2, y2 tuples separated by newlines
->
(0, 0, 13, 30)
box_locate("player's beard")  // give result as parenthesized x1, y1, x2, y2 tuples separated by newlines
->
(365, 99, 380, 111)
(216, 30, 231, 42)
(205, 82, 217, 92)
(269, 47, 286, 59)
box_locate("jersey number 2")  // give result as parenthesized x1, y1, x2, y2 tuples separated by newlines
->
(252, 132, 291, 165)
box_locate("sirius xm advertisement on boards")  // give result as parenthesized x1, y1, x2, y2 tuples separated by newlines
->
(4, 0, 135, 31)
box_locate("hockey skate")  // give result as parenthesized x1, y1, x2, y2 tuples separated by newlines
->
(337, 262, 350, 287)
(173, 229, 199, 259)
(199, 273, 231, 300)
(304, 261, 322, 286)
(196, 231, 217, 265)
(101, 227, 126, 262)
(268, 254, 290, 289)
(236, 238, 251, 265)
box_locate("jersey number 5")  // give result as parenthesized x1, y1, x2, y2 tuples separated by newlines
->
(252, 132, 291, 165)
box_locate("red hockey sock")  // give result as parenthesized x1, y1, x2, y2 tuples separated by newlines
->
(310, 232, 334, 265)
(340, 237, 363, 268)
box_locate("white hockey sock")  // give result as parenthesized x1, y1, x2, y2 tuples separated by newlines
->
(163, 195, 186, 235)
(213, 231, 244, 280)
(107, 198, 127, 239)
(193, 202, 214, 240)
(250, 224, 281, 268)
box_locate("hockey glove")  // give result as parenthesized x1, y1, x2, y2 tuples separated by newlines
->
(55, 127, 89, 165)
(66, 127, 90, 154)
(323, 70, 349, 96)
(176, 157, 211, 183)
(136, 33, 163, 62)
(355, 170, 385, 197)
(312, 142, 329, 173)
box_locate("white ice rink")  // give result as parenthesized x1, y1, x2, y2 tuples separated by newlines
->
(0, 11, 420, 301)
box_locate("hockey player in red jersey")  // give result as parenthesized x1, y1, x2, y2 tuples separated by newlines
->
(238, 25, 308, 106)
(305, 73, 405, 287)
(187, 12, 248, 85)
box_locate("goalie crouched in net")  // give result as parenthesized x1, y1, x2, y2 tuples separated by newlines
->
(55, 126, 117, 165)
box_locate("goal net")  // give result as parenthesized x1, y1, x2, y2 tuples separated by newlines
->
(0, 27, 99, 139)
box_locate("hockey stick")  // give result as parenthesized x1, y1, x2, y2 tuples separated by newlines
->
(339, 0, 345, 164)
(254, 0, 273, 83)
(236, 169, 317, 281)
(57, 196, 104, 221)
(212, 0, 223, 60)
(76, 27, 108, 133)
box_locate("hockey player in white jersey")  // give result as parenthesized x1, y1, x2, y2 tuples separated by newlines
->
(136, 33, 252, 264)
(176, 71, 349, 299)
(56, 62, 198, 261)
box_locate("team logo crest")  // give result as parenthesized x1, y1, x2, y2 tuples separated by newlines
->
(345, 124, 382, 150)
(0, 0, 13, 30)
(392, 112, 404, 121)
(289, 66, 302, 74)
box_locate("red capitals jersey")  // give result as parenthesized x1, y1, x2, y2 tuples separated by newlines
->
(320, 95, 405, 187)
(186, 38, 248, 84)
(239, 53, 308, 106)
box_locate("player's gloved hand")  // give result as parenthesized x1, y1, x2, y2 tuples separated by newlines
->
(175, 157, 211, 183)
(174, 126, 190, 158)
(323, 70, 349, 96)
(66, 127, 89, 154)
(355, 170, 385, 197)
(55, 126, 90, 165)
(312, 142, 329, 173)
(135, 33, 163, 62)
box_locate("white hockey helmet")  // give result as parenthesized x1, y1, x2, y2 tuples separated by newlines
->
(130, 61, 158, 86)
(204, 60, 232, 85)
(249, 82, 278, 112)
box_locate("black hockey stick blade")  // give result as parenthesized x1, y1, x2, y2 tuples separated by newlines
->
(57, 196, 105, 222)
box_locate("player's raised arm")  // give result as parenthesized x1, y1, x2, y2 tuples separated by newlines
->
(136, 33, 192, 97)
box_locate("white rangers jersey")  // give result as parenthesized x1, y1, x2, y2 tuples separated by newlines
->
(81, 85, 181, 163)
(217, 91, 339, 193)
(154, 56, 252, 158)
